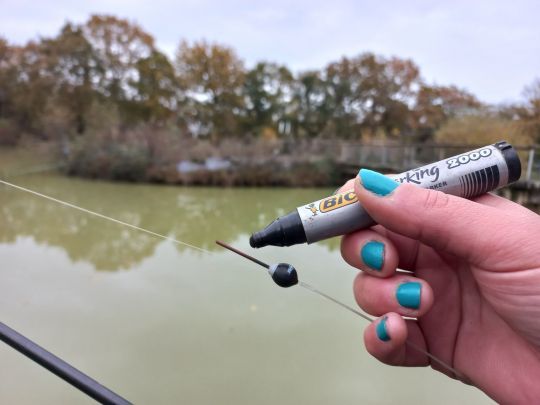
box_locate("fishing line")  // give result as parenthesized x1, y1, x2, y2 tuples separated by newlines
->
(1, 178, 467, 384)
(216, 241, 468, 382)
(0, 179, 211, 254)
(298, 281, 467, 381)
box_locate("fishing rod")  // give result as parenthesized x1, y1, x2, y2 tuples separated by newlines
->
(0, 322, 131, 404)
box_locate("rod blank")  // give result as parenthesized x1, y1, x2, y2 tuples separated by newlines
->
(0, 322, 131, 405)
(216, 240, 270, 269)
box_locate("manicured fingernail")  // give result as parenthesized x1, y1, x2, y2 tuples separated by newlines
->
(361, 241, 384, 271)
(396, 282, 422, 309)
(358, 169, 398, 196)
(376, 316, 390, 341)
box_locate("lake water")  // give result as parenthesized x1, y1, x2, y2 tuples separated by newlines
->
(0, 172, 493, 404)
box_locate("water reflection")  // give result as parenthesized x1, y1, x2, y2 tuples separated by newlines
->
(0, 174, 339, 270)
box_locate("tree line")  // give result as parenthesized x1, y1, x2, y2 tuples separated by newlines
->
(0, 14, 539, 145)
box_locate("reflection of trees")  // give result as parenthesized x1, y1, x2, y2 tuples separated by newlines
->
(0, 174, 339, 271)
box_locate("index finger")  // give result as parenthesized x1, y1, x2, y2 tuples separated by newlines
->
(335, 178, 356, 194)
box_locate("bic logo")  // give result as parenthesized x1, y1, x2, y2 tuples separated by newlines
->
(305, 203, 319, 216)
(319, 191, 357, 213)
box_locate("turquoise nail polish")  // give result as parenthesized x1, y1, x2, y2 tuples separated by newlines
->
(376, 317, 390, 341)
(396, 282, 422, 309)
(361, 241, 384, 271)
(358, 169, 399, 196)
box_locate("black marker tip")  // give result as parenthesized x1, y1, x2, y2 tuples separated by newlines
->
(249, 233, 263, 248)
(249, 211, 307, 248)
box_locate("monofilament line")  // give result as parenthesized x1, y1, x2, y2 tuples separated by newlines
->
(0, 179, 211, 254)
(299, 281, 373, 323)
(299, 281, 468, 381)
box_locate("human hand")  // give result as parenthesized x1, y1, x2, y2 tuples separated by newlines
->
(339, 169, 540, 403)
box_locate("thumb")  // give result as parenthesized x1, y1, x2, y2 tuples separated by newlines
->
(355, 169, 515, 266)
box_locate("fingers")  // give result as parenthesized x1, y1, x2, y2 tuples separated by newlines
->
(335, 178, 356, 194)
(473, 192, 517, 209)
(364, 313, 429, 367)
(474, 192, 540, 219)
(341, 229, 399, 277)
(353, 273, 434, 317)
(354, 169, 534, 267)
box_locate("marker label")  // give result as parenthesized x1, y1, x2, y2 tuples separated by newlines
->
(446, 147, 492, 169)
(296, 142, 518, 244)
(318, 191, 357, 213)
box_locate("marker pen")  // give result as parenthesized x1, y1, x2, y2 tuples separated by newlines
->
(249, 141, 521, 248)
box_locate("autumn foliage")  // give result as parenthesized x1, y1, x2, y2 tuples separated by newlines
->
(0, 14, 539, 182)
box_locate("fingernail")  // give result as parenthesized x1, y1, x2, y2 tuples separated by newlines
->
(361, 240, 384, 271)
(396, 282, 422, 309)
(358, 169, 398, 196)
(376, 316, 390, 341)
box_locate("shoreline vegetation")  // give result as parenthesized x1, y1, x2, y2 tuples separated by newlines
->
(3, 138, 537, 189)
(65, 134, 343, 186)
(1, 15, 539, 186)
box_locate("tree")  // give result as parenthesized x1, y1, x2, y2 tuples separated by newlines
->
(289, 70, 328, 137)
(0, 37, 15, 119)
(413, 84, 481, 141)
(44, 23, 103, 134)
(434, 114, 531, 146)
(242, 62, 293, 135)
(8, 40, 57, 134)
(130, 50, 178, 124)
(82, 15, 156, 115)
(323, 57, 363, 138)
(0, 37, 20, 144)
(354, 54, 420, 138)
(175, 40, 245, 138)
(322, 53, 421, 139)
(520, 79, 540, 142)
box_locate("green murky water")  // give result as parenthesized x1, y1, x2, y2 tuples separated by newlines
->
(0, 170, 492, 404)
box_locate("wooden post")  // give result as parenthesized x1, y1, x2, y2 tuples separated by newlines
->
(438, 147, 444, 161)
(526, 149, 535, 181)
(410, 146, 416, 167)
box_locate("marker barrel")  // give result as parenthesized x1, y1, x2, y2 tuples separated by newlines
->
(250, 141, 521, 248)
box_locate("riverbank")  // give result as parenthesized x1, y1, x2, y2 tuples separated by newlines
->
(64, 134, 348, 186)
(63, 133, 540, 188)
(3, 140, 540, 206)
(0, 139, 345, 187)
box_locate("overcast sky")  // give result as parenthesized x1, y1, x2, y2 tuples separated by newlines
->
(1, 0, 539, 104)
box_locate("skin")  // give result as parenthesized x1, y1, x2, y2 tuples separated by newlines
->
(338, 177, 540, 404)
